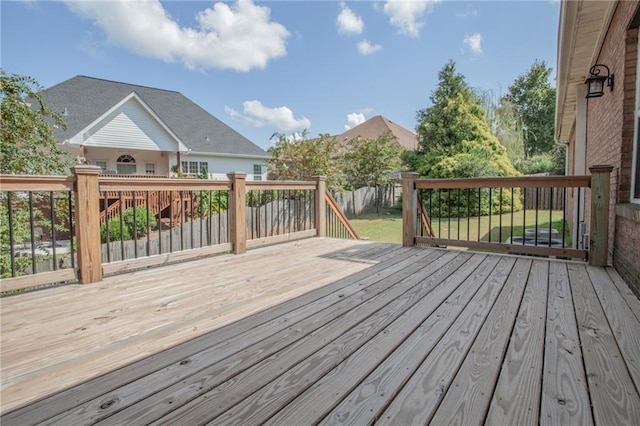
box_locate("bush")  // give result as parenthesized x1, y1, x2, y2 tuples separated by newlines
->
(101, 206, 157, 243)
(516, 145, 566, 175)
(423, 187, 522, 218)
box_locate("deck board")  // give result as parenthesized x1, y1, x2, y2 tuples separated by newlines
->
(485, 260, 548, 425)
(2, 238, 640, 425)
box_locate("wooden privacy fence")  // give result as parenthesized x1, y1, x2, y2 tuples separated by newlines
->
(402, 166, 613, 266)
(0, 169, 357, 291)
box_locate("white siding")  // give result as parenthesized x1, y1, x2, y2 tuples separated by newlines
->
(167, 154, 268, 180)
(83, 98, 179, 151)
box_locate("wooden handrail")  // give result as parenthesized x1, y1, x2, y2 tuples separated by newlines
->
(415, 175, 591, 190)
(0, 175, 74, 192)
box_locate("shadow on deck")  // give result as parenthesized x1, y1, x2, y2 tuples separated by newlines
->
(1, 238, 639, 425)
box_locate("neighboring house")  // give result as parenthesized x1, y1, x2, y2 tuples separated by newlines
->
(556, 0, 640, 296)
(336, 115, 418, 151)
(40, 76, 269, 180)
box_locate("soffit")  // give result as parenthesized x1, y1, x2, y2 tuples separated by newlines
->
(556, 0, 617, 143)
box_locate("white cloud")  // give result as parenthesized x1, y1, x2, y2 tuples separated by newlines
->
(463, 33, 483, 55)
(337, 3, 364, 35)
(344, 112, 366, 130)
(65, 0, 289, 72)
(227, 101, 311, 132)
(456, 10, 478, 18)
(383, 0, 441, 37)
(357, 39, 382, 55)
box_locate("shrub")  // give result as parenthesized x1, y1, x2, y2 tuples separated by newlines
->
(101, 206, 156, 243)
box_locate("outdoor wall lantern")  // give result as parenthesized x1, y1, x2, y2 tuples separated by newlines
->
(585, 64, 614, 98)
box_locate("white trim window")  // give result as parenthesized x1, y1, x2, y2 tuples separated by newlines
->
(94, 161, 107, 171)
(181, 160, 209, 176)
(253, 164, 264, 181)
(145, 163, 156, 175)
(116, 155, 136, 175)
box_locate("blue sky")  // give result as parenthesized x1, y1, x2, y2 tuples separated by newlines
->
(2, 1, 560, 150)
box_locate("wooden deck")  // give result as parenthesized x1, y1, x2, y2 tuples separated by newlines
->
(1, 238, 640, 425)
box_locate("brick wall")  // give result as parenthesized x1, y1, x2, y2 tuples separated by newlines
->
(585, 1, 640, 293)
(614, 205, 640, 298)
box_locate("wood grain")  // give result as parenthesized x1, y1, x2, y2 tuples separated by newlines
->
(540, 261, 593, 426)
(429, 258, 532, 426)
(569, 263, 640, 425)
(486, 260, 549, 425)
(376, 256, 516, 425)
(3, 241, 640, 425)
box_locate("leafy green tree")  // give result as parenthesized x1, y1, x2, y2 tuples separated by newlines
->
(1, 71, 73, 278)
(343, 132, 402, 189)
(0, 70, 72, 175)
(502, 60, 556, 157)
(268, 133, 345, 191)
(476, 89, 526, 167)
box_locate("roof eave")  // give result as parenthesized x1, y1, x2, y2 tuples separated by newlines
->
(555, 0, 617, 144)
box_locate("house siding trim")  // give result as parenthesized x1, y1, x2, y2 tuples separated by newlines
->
(69, 92, 188, 152)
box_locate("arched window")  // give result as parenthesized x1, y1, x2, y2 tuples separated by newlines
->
(116, 155, 136, 175)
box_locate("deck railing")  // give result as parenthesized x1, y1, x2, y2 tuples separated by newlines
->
(0, 169, 358, 291)
(402, 166, 613, 266)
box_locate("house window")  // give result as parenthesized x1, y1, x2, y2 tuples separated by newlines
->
(145, 163, 156, 175)
(116, 155, 136, 175)
(180, 160, 208, 176)
(95, 161, 107, 171)
(253, 164, 263, 181)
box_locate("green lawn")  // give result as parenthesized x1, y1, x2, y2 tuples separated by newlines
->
(349, 208, 571, 246)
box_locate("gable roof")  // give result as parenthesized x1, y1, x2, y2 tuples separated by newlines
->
(336, 116, 417, 150)
(40, 76, 269, 158)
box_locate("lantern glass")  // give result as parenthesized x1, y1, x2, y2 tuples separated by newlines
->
(586, 76, 606, 98)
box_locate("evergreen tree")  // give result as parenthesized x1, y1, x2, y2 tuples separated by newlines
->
(409, 60, 518, 179)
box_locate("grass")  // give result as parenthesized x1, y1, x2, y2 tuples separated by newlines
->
(349, 207, 572, 246)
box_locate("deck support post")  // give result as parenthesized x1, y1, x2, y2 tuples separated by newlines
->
(228, 172, 247, 255)
(402, 172, 419, 247)
(314, 176, 326, 237)
(588, 165, 613, 266)
(72, 165, 103, 283)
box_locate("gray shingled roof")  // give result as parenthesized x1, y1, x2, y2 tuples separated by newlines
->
(40, 76, 268, 157)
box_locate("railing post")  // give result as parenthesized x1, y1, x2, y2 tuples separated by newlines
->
(72, 165, 102, 283)
(588, 165, 613, 266)
(314, 176, 326, 237)
(402, 172, 419, 247)
(227, 172, 247, 254)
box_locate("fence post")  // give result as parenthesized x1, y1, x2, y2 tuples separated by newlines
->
(227, 172, 247, 254)
(314, 176, 326, 237)
(402, 172, 419, 247)
(588, 165, 613, 266)
(72, 165, 102, 283)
